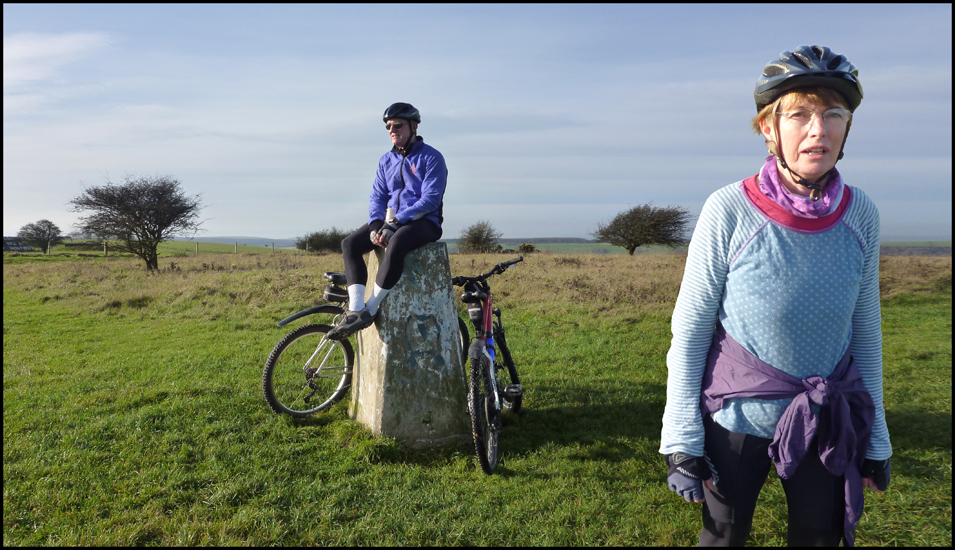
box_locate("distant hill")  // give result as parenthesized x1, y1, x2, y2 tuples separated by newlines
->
(171, 236, 297, 248)
(170, 236, 596, 249)
(168, 236, 950, 256)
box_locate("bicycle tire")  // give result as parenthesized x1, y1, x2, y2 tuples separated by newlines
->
(262, 324, 354, 417)
(468, 354, 499, 474)
(494, 326, 522, 413)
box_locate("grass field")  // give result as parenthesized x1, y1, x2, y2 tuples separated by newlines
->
(3, 250, 951, 545)
(8, 238, 950, 260)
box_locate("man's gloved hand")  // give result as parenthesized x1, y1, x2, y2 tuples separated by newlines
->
(860, 458, 891, 492)
(368, 220, 384, 244)
(376, 221, 400, 246)
(666, 452, 711, 503)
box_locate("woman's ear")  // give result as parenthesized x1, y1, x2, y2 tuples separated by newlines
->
(759, 117, 775, 143)
(759, 118, 780, 157)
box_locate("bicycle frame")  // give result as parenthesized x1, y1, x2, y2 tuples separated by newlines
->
(466, 281, 501, 415)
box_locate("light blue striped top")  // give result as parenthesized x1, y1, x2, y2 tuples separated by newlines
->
(660, 178, 892, 460)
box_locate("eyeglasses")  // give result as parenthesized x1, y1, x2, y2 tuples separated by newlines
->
(777, 107, 852, 127)
(385, 121, 405, 131)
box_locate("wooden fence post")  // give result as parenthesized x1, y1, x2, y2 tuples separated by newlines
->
(196, 242, 199, 256)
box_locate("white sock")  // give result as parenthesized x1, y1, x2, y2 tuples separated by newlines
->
(347, 284, 365, 312)
(364, 284, 390, 315)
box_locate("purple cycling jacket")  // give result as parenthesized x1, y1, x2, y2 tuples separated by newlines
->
(701, 324, 875, 547)
(369, 136, 447, 229)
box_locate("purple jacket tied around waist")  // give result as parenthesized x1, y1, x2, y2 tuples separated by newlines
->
(701, 324, 875, 547)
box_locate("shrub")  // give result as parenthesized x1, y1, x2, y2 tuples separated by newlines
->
(458, 220, 502, 254)
(295, 227, 354, 253)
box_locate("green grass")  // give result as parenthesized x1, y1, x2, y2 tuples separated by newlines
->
(3, 253, 951, 545)
(4, 240, 305, 266)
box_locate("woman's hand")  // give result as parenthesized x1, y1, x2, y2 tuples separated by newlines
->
(860, 458, 891, 493)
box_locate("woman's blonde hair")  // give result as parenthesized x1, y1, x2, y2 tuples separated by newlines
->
(750, 87, 850, 135)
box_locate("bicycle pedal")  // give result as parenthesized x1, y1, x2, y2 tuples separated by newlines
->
(504, 384, 523, 399)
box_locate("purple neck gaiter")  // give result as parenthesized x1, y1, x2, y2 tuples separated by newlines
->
(758, 156, 843, 219)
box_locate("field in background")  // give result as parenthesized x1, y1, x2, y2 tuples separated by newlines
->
(3, 251, 951, 545)
(8, 238, 949, 262)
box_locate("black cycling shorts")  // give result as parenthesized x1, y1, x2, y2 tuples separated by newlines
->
(699, 414, 845, 546)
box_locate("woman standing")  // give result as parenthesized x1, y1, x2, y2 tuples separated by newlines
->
(660, 46, 891, 546)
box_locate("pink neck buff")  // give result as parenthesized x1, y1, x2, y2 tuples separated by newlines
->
(758, 156, 843, 219)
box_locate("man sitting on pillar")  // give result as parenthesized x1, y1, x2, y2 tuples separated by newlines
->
(327, 102, 448, 341)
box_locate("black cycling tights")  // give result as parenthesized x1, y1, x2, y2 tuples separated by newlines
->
(341, 219, 442, 290)
(699, 415, 845, 547)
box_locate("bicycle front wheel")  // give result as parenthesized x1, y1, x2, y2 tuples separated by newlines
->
(468, 354, 499, 474)
(262, 324, 354, 417)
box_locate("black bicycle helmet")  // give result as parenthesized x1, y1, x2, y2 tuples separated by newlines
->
(382, 102, 421, 123)
(754, 45, 863, 112)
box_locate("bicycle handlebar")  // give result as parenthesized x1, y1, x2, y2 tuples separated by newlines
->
(452, 256, 524, 287)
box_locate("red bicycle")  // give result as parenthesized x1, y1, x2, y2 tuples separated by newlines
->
(452, 256, 525, 474)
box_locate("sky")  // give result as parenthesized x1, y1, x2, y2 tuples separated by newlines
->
(3, 4, 952, 242)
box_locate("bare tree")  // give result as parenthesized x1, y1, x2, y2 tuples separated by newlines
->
(593, 203, 691, 255)
(458, 220, 503, 254)
(68, 174, 204, 270)
(17, 219, 65, 253)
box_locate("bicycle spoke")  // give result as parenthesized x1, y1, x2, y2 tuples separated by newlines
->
(263, 324, 354, 417)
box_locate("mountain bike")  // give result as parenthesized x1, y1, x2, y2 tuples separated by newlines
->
(261, 272, 355, 417)
(452, 256, 525, 474)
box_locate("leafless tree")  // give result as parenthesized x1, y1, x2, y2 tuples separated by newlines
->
(69, 174, 204, 270)
(593, 203, 691, 255)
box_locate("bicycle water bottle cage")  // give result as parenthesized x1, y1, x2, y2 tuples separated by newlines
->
(323, 272, 347, 286)
(461, 290, 487, 304)
(323, 285, 348, 304)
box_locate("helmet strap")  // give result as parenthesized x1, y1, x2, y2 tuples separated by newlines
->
(395, 121, 418, 155)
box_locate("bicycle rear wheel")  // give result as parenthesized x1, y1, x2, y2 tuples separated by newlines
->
(262, 324, 354, 417)
(468, 354, 499, 474)
(457, 316, 470, 378)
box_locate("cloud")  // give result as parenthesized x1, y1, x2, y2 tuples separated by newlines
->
(3, 32, 111, 113)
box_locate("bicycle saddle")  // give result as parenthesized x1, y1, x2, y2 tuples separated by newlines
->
(323, 272, 347, 286)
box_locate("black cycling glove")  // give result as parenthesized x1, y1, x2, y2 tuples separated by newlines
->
(368, 219, 384, 243)
(860, 458, 891, 491)
(377, 221, 400, 244)
(666, 453, 711, 502)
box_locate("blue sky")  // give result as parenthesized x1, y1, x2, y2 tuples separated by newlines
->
(4, 4, 952, 241)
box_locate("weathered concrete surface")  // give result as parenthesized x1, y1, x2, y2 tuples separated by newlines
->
(348, 242, 470, 446)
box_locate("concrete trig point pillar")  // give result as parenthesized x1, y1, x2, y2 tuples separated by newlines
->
(348, 242, 470, 446)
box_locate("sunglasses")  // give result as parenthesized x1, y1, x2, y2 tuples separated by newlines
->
(385, 121, 405, 131)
